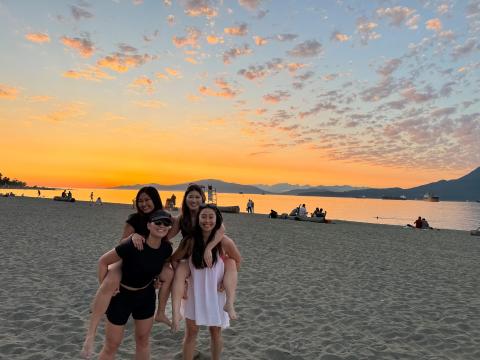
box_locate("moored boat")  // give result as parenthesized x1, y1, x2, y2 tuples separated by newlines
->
(423, 192, 439, 202)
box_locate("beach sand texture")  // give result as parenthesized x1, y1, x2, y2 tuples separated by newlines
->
(1, 197, 479, 359)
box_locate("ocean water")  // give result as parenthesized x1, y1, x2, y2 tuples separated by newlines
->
(4, 188, 480, 231)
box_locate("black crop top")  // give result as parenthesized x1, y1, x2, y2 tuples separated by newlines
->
(115, 239, 172, 288)
(126, 213, 149, 236)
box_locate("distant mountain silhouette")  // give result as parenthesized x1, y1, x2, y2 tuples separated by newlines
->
(295, 167, 480, 201)
(113, 179, 268, 194)
(255, 183, 367, 193)
(112, 167, 480, 201)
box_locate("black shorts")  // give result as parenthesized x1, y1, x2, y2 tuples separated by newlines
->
(106, 284, 155, 326)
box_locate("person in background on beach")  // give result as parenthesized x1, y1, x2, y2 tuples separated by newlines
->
(269, 209, 278, 218)
(97, 210, 173, 360)
(81, 187, 173, 358)
(172, 204, 242, 360)
(251, 199, 255, 213)
(62, 189, 66, 197)
(67, 190, 72, 199)
(37, 189, 41, 197)
(414, 216, 423, 228)
(90, 191, 94, 203)
(96, 197, 103, 206)
(298, 204, 307, 217)
(166, 184, 238, 333)
(421, 218, 433, 229)
(246, 199, 252, 213)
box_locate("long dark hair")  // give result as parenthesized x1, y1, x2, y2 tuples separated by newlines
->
(191, 204, 223, 269)
(180, 184, 206, 236)
(136, 186, 163, 215)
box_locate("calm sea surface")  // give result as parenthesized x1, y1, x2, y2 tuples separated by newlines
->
(6, 188, 480, 231)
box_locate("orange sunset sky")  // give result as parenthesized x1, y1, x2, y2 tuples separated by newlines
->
(1, 1, 479, 189)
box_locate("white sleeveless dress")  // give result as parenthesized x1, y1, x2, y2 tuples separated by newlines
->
(181, 256, 230, 329)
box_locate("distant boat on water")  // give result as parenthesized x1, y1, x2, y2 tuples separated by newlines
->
(423, 192, 440, 202)
(382, 195, 407, 200)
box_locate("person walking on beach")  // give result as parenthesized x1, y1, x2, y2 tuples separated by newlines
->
(82, 187, 174, 358)
(171, 204, 242, 360)
(96, 210, 173, 359)
(37, 189, 41, 197)
(90, 191, 94, 203)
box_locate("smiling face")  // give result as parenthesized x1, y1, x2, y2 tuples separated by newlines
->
(186, 190, 203, 212)
(198, 207, 217, 233)
(137, 192, 155, 214)
(147, 220, 171, 238)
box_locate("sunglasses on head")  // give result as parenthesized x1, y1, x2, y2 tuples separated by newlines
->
(152, 219, 172, 226)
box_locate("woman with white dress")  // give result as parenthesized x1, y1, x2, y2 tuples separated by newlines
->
(172, 204, 242, 360)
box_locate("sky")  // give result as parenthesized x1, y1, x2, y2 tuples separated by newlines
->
(0, 0, 479, 189)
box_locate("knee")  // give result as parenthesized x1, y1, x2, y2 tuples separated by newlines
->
(185, 327, 199, 342)
(209, 327, 222, 342)
(161, 266, 174, 283)
(135, 333, 150, 349)
(103, 338, 121, 355)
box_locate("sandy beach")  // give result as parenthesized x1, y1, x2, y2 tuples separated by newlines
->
(1, 196, 479, 359)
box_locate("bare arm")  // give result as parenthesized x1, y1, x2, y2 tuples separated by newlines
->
(165, 215, 181, 241)
(221, 235, 242, 271)
(120, 223, 146, 250)
(97, 249, 122, 284)
(204, 223, 226, 267)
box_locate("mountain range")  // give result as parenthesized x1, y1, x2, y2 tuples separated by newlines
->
(113, 167, 480, 201)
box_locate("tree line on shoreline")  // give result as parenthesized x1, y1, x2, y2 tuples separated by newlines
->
(0, 172, 26, 188)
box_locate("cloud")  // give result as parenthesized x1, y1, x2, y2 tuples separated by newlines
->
(253, 36, 267, 46)
(172, 27, 201, 47)
(330, 31, 350, 42)
(377, 58, 402, 77)
(405, 14, 420, 30)
(60, 36, 94, 58)
(71, 5, 93, 20)
(183, 0, 218, 18)
(0, 84, 19, 100)
(299, 101, 336, 119)
(401, 86, 436, 103)
(238, 0, 261, 11)
(426, 18, 442, 31)
(451, 38, 477, 60)
(130, 76, 155, 94)
(165, 67, 182, 78)
(356, 17, 381, 45)
(224, 23, 248, 36)
(63, 66, 114, 81)
(25, 32, 50, 43)
(118, 43, 137, 53)
(208, 117, 226, 125)
(133, 100, 166, 108)
(437, 4, 450, 15)
(262, 90, 290, 104)
(361, 77, 397, 102)
(199, 78, 238, 99)
(287, 40, 322, 57)
(223, 44, 252, 64)
(238, 65, 268, 80)
(97, 53, 153, 72)
(33, 102, 86, 122)
(133, 0, 143, 5)
(185, 57, 198, 64)
(276, 33, 298, 42)
(376, 6, 417, 27)
(28, 95, 53, 102)
(206, 34, 223, 44)
(256, 108, 267, 115)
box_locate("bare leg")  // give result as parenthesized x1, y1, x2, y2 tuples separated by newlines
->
(134, 317, 154, 360)
(81, 262, 122, 359)
(222, 258, 238, 320)
(183, 319, 198, 360)
(98, 320, 124, 360)
(209, 326, 223, 360)
(171, 261, 190, 333)
(154, 265, 174, 326)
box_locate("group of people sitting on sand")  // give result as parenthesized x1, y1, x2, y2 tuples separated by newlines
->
(407, 216, 433, 229)
(61, 189, 73, 199)
(287, 204, 327, 218)
(82, 184, 242, 360)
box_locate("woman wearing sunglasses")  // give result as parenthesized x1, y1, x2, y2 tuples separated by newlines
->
(82, 187, 173, 358)
(97, 209, 173, 359)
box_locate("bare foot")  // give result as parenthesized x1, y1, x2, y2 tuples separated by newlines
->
(223, 303, 237, 320)
(81, 335, 94, 359)
(171, 313, 184, 333)
(154, 312, 172, 326)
